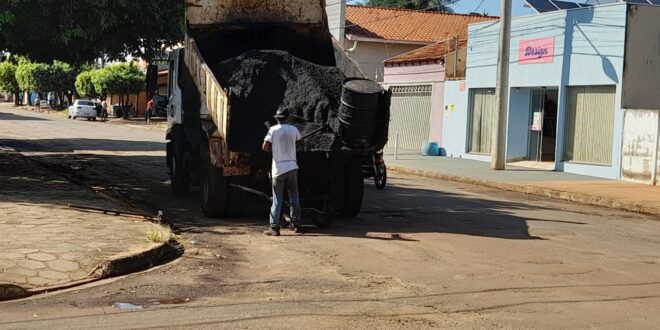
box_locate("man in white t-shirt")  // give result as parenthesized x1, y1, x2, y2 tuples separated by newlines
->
(262, 109, 302, 236)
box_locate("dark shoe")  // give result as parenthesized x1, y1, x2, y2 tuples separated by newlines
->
(292, 224, 303, 234)
(264, 227, 280, 236)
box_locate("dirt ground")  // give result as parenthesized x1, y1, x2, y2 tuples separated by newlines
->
(1, 104, 659, 329)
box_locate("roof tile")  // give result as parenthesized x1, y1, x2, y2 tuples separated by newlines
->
(345, 5, 497, 43)
(384, 38, 468, 65)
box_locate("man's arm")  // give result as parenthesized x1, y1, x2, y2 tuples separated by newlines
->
(263, 128, 273, 152)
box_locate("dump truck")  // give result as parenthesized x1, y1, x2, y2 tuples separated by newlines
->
(166, 0, 391, 224)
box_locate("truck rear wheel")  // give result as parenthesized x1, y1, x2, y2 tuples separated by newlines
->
(341, 162, 364, 218)
(200, 158, 229, 218)
(225, 176, 252, 217)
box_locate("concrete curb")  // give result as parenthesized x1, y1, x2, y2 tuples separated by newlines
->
(0, 240, 183, 302)
(87, 239, 183, 279)
(389, 165, 660, 216)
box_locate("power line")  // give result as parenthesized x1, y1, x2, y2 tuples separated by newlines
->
(474, 0, 486, 13)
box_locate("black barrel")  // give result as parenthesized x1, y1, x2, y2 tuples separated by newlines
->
(372, 88, 392, 149)
(338, 79, 383, 148)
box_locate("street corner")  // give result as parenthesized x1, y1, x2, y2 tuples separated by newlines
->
(0, 219, 183, 300)
(0, 146, 182, 300)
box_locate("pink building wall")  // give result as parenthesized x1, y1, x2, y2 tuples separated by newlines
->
(383, 62, 446, 144)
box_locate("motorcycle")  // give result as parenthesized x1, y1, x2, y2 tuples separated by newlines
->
(362, 150, 387, 190)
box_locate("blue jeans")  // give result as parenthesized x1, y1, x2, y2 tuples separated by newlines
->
(270, 170, 301, 228)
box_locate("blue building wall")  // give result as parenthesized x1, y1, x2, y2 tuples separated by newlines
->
(442, 3, 628, 179)
(507, 88, 532, 161)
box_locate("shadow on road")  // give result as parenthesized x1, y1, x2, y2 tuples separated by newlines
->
(0, 112, 51, 121)
(0, 138, 165, 153)
(0, 137, 557, 241)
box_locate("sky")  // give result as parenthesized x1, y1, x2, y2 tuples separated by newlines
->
(450, 0, 534, 16)
(346, 0, 538, 17)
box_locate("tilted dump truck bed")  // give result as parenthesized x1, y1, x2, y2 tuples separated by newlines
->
(169, 1, 388, 219)
(184, 0, 337, 167)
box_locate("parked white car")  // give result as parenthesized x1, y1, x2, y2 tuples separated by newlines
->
(68, 100, 97, 121)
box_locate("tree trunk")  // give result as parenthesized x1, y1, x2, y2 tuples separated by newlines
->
(65, 91, 73, 107)
(146, 63, 158, 100)
(122, 94, 129, 119)
(13, 92, 20, 106)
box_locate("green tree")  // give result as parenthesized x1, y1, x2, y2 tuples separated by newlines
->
(0, 0, 184, 64)
(16, 61, 49, 93)
(15, 60, 77, 107)
(91, 63, 145, 119)
(0, 61, 20, 105)
(366, 0, 454, 12)
(49, 61, 76, 106)
(75, 70, 98, 99)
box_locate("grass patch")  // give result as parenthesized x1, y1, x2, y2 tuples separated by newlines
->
(146, 225, 172, 243)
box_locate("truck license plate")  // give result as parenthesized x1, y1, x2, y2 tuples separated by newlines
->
(224, 166, 250, 176)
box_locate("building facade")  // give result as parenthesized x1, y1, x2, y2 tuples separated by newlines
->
(332, 5, 495, 82)
(381, 40, 467, 152)
(442, 3, 660, 182)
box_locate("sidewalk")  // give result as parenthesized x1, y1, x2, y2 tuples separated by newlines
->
(0, 146, 174, 300)
(386, 154, 660, 216)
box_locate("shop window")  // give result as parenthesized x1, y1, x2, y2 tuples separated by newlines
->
(469, 89, 496, 154)
(564, 86, 616, 165)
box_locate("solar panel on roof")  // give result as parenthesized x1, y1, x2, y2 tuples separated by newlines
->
(551, 0, 581, 9)
(527, 0, 658, 14)
(526, 0, 559, 12)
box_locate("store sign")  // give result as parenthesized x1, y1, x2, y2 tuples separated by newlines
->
(459, 80, 466, 91)
(530, 112, 543, 131)
(519, 37, 555, 64)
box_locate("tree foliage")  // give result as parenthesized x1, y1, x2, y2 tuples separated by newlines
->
(50, 61, 75, 96)
(90, 63, 145, 118)
(0, 60, 20, 105)
(15, 59, 76, 106)
(366, 0, 454, 12)
(75, 70, 98, 99)
(0, 0, 184, 64)
(16, 61, 49, 92)
(91, 63, 144, 98)
(16, 61, 73, 93)
(0, 61, 18, 94)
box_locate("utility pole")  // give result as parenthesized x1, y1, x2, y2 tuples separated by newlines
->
(491, 0, 512, 170)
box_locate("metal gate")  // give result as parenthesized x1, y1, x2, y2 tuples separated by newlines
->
(469, 88, 496, 154)
(386, 85, 433, 152)
(564, 86, 616, 165)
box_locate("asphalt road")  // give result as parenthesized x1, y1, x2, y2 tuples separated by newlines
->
(1, 104, 660, 329)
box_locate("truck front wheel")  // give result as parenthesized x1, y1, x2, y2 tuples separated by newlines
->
(341, 162, 365, 218)
(170, 153, 191, 196)
(200, 158, 229, 218)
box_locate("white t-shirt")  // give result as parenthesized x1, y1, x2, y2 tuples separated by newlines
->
(264, 124, 301, 177)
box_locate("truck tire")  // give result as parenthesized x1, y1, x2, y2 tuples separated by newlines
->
(168, 130, 191, 196)
(328, 168, 345, 216)
(200, 158, 229, 218)
(170, 153, 191, 196)
(341, 162, 364, 218)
